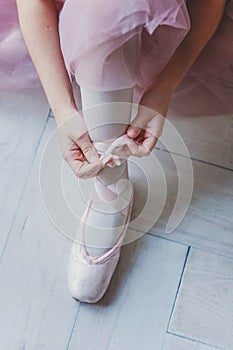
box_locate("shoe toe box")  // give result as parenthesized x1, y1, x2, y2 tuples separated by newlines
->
(67, 251, 120, 303)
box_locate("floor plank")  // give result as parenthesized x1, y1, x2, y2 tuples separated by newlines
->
(0, 89, 49, 256)
(68, 236, 188, 350)
(168, 248, 233, 350)
(161, 113, 233, 170)
(196, 344, 223, 350)
(0, 119, 79, 350)
(163, 333, 221, 350)
(150, 150, 233, 258)
(162, 333, 196, 350)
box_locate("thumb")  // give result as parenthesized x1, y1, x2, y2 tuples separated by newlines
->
(127, 112, 148, 138)
(79, 133, 99, 163)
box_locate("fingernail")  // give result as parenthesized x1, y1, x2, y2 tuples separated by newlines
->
(128, 129, 135, 137)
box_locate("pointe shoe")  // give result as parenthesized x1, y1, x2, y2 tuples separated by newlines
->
(67, 177, 134, 303)
(67, 135, 134, 303)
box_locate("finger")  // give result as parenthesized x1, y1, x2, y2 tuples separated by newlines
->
(127, 123, 142, 139)
(122, 144, 133, 158)
(135, 133, 157, 156)
(78, 133, 99, 163)
(130, 143, 147, 157)
(127, 136, 157, 157)
(142, 135, 158, 153)
(63, 147, 95, 177)
(127, 140, 141, 155)
(146, 114, 165, 139)
(65, 153, 83, 175)
(77, 161, 104, 179)
(134, 130, 145, 144)
(127, 141, 149, 157)
(127, 112, 148, 138)
(69, 148, 85, 161)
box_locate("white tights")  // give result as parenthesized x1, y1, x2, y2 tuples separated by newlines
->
(80, 86, 134, 257)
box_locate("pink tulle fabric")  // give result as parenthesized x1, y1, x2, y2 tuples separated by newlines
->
(1, 0, 233, 115)
(59, 0, 190, 94)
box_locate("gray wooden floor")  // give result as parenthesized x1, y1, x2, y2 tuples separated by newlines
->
(0, 88, 233, 350)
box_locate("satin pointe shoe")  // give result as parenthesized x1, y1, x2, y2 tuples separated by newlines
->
(67, 178, 134, 303)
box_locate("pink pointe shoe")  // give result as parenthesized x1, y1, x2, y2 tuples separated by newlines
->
(67, 135, 134, 303)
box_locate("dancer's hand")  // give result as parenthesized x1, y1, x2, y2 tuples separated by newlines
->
(56, 112, 104, 178)
(126, 88, 168, 157)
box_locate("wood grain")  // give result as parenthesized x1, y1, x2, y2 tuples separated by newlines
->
(0, 89, 49, 256)
(162, 333, 196, 350)
(68, 236, 188, 350)
(149, 150, 233, 258)
(0, 120, 79, 350)
(163, 333, 221, 350)
(169, 248, 233, 350)
(164, 109, 233, 170)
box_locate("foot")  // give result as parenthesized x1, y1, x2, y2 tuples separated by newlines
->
(67, 166, 134, 303)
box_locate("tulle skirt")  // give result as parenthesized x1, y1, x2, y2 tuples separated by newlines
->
(1, 0, 233, 115)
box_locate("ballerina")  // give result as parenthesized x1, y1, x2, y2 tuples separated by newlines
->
(5, 0, 229, 302)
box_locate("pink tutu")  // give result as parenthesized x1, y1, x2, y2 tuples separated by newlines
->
(59, 0, 189, 94)
(1, 0, 233, 115)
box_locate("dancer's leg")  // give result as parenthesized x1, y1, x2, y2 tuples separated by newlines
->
(80, 87, 134, 257)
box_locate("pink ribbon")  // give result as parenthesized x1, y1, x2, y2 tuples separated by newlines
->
(94, 134, 133, 168)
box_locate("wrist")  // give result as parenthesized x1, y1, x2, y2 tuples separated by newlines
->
(140, 84, 173, 117)
(53, 105, 80, 125)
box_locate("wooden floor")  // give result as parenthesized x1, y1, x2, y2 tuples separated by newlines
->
(0, 88, 233, 350)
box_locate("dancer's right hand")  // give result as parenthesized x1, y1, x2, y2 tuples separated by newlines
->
(56, 111, 104, 179)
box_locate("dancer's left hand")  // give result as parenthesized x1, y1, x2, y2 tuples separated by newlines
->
(127, 105, 165, 157)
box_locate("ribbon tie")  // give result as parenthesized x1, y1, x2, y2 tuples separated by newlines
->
(94, 134, 133, 168)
